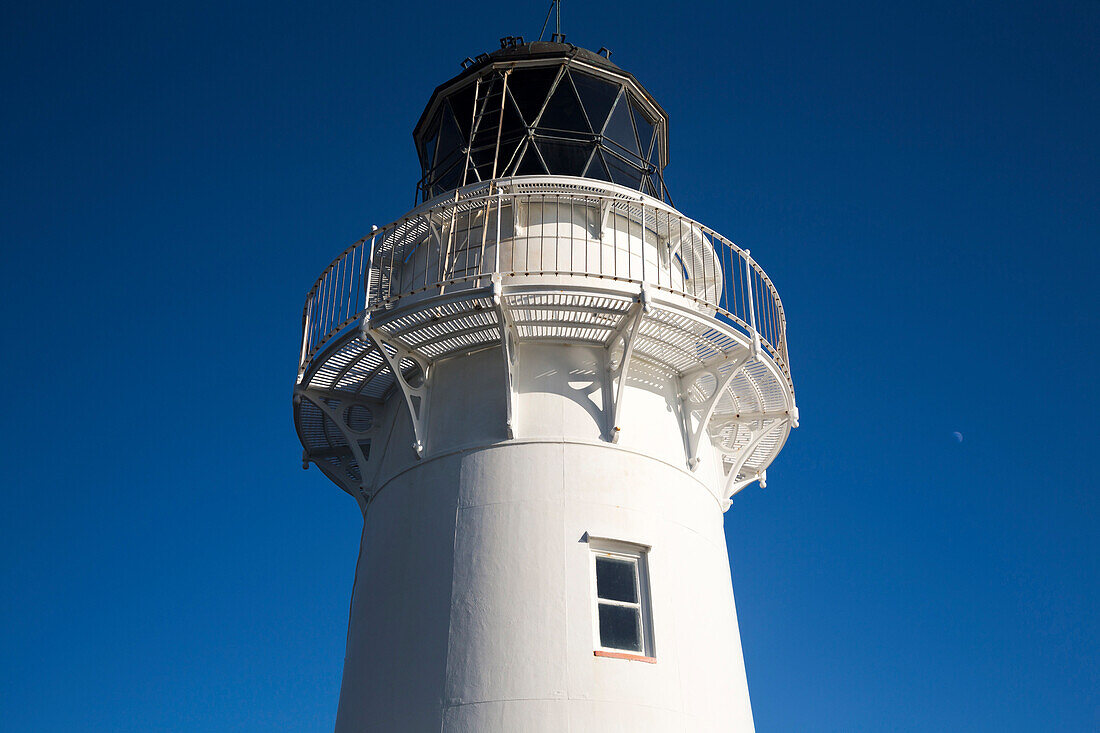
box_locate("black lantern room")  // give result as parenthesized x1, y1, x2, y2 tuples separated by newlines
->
(413, 41, 670, 203)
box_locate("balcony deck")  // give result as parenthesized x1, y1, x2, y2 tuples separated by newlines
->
(293, 177, 796, 506)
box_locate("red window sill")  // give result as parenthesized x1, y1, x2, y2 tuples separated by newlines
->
(593, 650, 656, 664)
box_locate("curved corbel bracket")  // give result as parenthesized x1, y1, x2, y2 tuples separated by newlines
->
(605, 299, 645, 443)
(682, 350, 754, 469)
(294, 386, 383, 506)
(720, 419, 788, 501)
(362, 322, 431, 458)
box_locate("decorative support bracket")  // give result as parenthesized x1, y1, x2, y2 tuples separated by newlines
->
(720, 419, 787, 501)
(606, 297, 646, 443)
(361, 317, 431, 458)
(598, 199, 613, 241)
(491, 275, 519, 439)
(293, 386, 382, 507)
(721, 470, 767, 511)
(683, 349, 754, 469)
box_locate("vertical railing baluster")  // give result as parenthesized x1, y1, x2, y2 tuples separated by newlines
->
(743, 251, 758, 349)
(494, 187, 503, 276)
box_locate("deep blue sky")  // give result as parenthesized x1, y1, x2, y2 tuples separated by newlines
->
(2, 1, 1097, 730)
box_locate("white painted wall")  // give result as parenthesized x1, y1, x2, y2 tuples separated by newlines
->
(334, 344, 755, 732)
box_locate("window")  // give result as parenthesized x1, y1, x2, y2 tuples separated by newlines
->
(590, 540, 654, 660)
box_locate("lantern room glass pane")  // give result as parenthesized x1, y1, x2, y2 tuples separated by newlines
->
(495, 134, 525, 176)
(498, 93, 527, 140)
(598, 603, 643, 652)
(432, 158, 464, 197)
(537, 76, 587, 132)
(419, 110, 441, 170)
(603, 94, 639, 157)
(630, 96, 656, 160)
(535, 139, 592, 177)
(514, 141, 548, 175)
(434, 101, 465, 171)
(508, 67, 560, 126)
(604, 151, 643, 189)
(596, 556, 638, 603)
(447, 83, 477, 141)
(583, 150, 612, 182)
(571, 71, 619, 135)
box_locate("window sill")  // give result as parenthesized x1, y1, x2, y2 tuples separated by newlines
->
(593, 650, 656, 664)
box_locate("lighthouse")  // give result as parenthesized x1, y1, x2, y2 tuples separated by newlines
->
(293, 37, 796, 732)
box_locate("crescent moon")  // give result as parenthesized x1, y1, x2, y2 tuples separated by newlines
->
(952, 431, 963, 443)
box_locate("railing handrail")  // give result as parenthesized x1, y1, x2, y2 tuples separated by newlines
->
(297, 176, 790, 384)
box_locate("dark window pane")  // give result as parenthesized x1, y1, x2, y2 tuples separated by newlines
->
(432, 158, 464, 195)
(603, 150, 644, 190)
(536, 76, 587, 132)
(596, 556, 638, 603)
(496, 135, 525, 176)
(499, 92, 527, 140)
(448, 82, 477, 141)
(603, 94, 639, 157)
(572, 71, 620, 134)
(583, 150, 612, 182)
(435, 101, 466, 173)
(468, 144, 495, 177)
(535, 139, 592, 177)
(630, 96, 656, 160)
(419, 110, 441, 170)
(603, 137, 642, 164)
(598, 603, 642, 652)
(514, 141, 548, 176)
(508, 67, 560, 126)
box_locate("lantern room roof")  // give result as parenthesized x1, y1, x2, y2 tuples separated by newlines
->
(413, 42, 664, 136)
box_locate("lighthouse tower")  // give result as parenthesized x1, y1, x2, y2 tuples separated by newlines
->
(293, 38, 796, 732)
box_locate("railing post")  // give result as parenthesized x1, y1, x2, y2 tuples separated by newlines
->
(366, 225, 378, 309)
(742, 249, 761, 355)
(298, 298, 313, 378)
(494, 186, 503, 275)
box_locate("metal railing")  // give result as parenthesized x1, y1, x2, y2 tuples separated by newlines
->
(299, 177, 789, 380)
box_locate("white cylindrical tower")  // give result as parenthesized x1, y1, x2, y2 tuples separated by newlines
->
(294, 39, 797, 732)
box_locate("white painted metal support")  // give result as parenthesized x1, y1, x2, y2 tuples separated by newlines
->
(293, 386, 379, 505)
(297, 386, 386, 411)
(494, 186, 503, 272)
(721, 419, 787, 500)
(606, 300, 645, 443)
(491, 275, 518, 439)
(428, 219, 443, 251)
(639, 281, 652, 313)
(714, 408, 793, 424)
(361, 319, 431, 458)
(722, 470, 767, 510)
(678, 347, 751, 387)
(684, 350, 753, 469)
(297, 298, 313, 383)
(598, 199, 613, 240)
(366, 225, 378, 306)
(742, 250, 763, 356)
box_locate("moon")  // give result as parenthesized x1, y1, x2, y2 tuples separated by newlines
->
(952, 431, 963, 443)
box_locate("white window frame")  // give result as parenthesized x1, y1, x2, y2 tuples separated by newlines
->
(588, 537, 654, 659)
